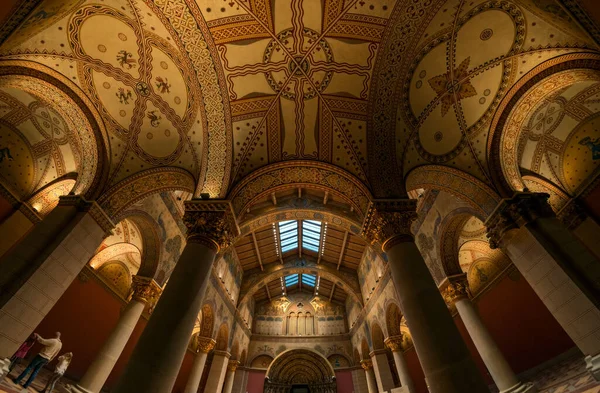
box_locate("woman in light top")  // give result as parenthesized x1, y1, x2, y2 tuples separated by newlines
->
(42, 352, 73, 393)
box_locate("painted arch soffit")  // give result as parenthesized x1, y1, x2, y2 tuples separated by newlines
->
(368, 0, 596, 197)
(0, 0, 232, 198)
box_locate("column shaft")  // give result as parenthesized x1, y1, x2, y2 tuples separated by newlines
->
(351, 368, 369, 393)
(222, 368, 236, 393)
(391, 351, 416, 393)
(365, 368, 378, 393)
(455, 298, 533, 392)
(183, 352, 208, 393)
(112, 241, 216, 393)
(74, 299, 146, 393)
(0, 196, 112, 358)
(204, 352, 230, 393)
(371, 351, 396, 391)
(386, 241, 489, 393)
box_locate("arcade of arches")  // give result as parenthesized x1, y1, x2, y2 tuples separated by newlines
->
(1, 1, 600, 393)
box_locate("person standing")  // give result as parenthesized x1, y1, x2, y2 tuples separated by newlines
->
(12, 332, 62, 389)
(42, 352, 72, 393)
(8, 334, 36, 372)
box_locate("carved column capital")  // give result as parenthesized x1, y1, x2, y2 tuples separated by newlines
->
(191, 335, 216, 353)
(183, 200, 239, 252)
(384, 335, 404, 352)
(558, 199, 588, 230)
(58, 195, 115, 235)
(440, 274, 471, 307)
(362, 199, 418, 251)
(485, 192, 554, 249)
(228, 360, 240, 372)
(130, 275, 161, 305)
(360, 359, 373, 370)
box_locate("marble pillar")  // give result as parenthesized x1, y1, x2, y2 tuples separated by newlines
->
(486, 193, 600, 378)
(112, 201, 238, 393)
(371, 349, 396, 392)
(362, 199, 488, 393)
(442, 274, 536, 393)
(204, 351, 231, 393)
(361, 359, 378, 393)
(0, 195, 113, 370)
(385, 336, 416, 393)
(222, 360, 239, 393)
(231, 366, 249, 393)
(183, 336, 216, 393)
(69, 276, 161, 393)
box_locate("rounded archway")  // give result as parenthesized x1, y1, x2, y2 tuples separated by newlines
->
(265, 349, 336, 393)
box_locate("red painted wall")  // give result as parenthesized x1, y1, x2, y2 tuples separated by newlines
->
(335, 370, 353, 393)
(247, 370, 266, 393)
(404, 348, 426, 393)
(32, 276, 194, 392)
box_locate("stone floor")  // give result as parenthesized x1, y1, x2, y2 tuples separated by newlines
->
(1, 353, 600, 392)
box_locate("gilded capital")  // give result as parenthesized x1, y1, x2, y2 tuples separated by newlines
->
(191, 335, 216, 353)
(130, 275, 161, 305)
(228, 360, 240, 372)
(360, 359, 373, 371)
(384, 335, 404, 352)
(485, 192, 554, 249)
(183, 200, 239, 252)
(362, 199, 418, 251)
(440, 274, 471, 307)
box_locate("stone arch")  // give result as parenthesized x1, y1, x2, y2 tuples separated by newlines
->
(27, 173, 77, 216)
(488, 53, 600, 197)
(215, 323, 229, 351)
(250, 354, 274, 369)
(198, 304, 215, 339)
(360, 338, 370, 360)
(438, 209, 478, 277)
(0, 61, 110, 200)
(371, 322, 385, 351)
(98, 167, 196, 220)
(353, 348, 361, 365)
(265, 349, 336, 388)
(97, 260, 132, 297)
(385, 302, 403, 337)
(405, 165, 500, 220)
(238, 265, 362, 308)
(230, 340, 239, 360)
(111, 210, 163, 280)
(89, 243, 141, 272)
(239, 349, 247, 367)
(327, 353, 351, 369)
(228, 161, 373, 221)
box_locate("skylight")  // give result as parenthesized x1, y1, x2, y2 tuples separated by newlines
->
(279, 220, 299, 253)
(302, 274, 316, 287)
(285, 274, 299, 287)
(302, 220, 322, 252)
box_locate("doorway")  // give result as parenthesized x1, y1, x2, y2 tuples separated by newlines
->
(290, 385, 310, 393)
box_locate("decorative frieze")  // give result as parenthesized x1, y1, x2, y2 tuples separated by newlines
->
(362, 199, 418, 251)
(183, 200, 239, 252)
(485, 192, 554, 249)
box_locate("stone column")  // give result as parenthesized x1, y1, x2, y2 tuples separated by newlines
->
(486, 192, 600, 378)
(352, 366, 369, 393)
(222, 360, 239, 393)
(69, 276, 161, 393)
(204, 351, 231, 393)
(385, 335, 416, 393)
(231, 366, 248, 393)
(441, 274, 535, 393)
(558, 200, 600, 260)
(112, 201, 238, 393)
(0, 185, 41, 258)
(371, 349, 396, 392)
(362, 200, 488, 393)
(361, 359, 378, 393)
(0, 195, 113, 370)
(183, 336, 216, 393)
